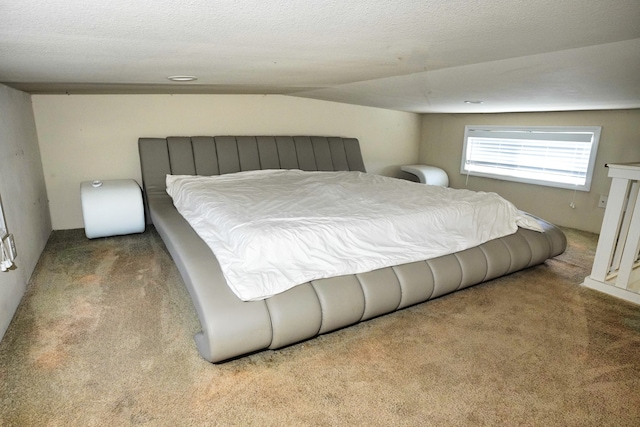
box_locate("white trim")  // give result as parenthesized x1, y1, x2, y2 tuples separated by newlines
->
(583, 276, 640, 305)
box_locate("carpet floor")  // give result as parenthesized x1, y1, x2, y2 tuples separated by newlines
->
(1, 227, 639, 426)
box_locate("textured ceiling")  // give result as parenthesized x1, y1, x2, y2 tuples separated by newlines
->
(1, 0, 639, 113)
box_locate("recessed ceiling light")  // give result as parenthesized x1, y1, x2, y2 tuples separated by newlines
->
(464, 100, 484, 104)
(167, 75, 198, 82)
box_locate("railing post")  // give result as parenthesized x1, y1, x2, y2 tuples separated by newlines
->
(583, 163, 640, 304)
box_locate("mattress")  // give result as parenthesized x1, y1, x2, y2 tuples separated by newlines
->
(167, 169, 543, 301)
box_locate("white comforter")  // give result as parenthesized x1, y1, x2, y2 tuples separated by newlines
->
(166, 170, 542, 301)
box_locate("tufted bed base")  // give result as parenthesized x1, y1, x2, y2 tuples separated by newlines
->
(139, 136, 567, 363)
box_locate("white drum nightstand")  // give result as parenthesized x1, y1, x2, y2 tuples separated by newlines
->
(401, 165, 449, 187)
(80, 179, 145, 239)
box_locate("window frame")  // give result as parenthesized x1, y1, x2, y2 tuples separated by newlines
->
(460, 125, 601, 191)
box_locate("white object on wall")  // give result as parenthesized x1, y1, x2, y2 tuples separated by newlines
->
(0, 239, 13, 271)
(0, 193, 6, 239)
(0, 193, 15, 271)
(583, 162, 640, 304)
(401, 165, 449, 187)
(80, 179, 145, 239)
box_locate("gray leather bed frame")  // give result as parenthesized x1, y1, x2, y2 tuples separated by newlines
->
(138, 136, 567, 363)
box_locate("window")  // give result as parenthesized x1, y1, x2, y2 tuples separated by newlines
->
(461, 125, 601, 191)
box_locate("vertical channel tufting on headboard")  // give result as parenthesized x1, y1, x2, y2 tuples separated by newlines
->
(344, 138, 366, 172)
(167, 137, 196, 175)
(192, 137, 219, 176)
(213, 137, 240, 174)
(275, 137, 298, 169)
(310, 137, 333, 171)
(139, 134, 370, 256)
(236, 137, 261, 171)
(291, 136, 316, 171)
(255, 137, 281, 169)
(138, 137, 170, 197)
(139, 136, 366, 214)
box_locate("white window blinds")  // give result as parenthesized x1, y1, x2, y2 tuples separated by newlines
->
(461, 126, 601, 191)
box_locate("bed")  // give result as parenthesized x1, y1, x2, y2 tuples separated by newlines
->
(138, 136, 567, 363)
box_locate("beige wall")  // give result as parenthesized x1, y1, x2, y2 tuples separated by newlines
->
(32, 94, 421, 230)
(420, 109, 640, 233)
(32, 93, 635, 234)
(0, 85, 51, 340)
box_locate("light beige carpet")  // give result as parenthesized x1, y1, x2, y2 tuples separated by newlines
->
(1, 227, 639, 426)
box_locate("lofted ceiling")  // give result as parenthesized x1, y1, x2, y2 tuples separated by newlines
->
(1, 0, 639, 113)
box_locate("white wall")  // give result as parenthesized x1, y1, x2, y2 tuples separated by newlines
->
(0, 85, 51, 340)
(32, 94, 421, 230)
(420, 110, 640, 233)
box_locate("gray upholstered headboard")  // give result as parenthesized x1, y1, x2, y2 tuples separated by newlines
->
(138, 136, 366, 199)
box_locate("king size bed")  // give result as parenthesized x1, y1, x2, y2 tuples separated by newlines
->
(138, 135, 566, 363)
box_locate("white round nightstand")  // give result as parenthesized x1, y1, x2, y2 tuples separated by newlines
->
(401, 165, 449, 186)
(80, 179, 145, 239)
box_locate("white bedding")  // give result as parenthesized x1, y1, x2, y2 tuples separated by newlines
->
(166, 170, 542, 301)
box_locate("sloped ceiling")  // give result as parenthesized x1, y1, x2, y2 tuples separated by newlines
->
(1, 0, 639, 113)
